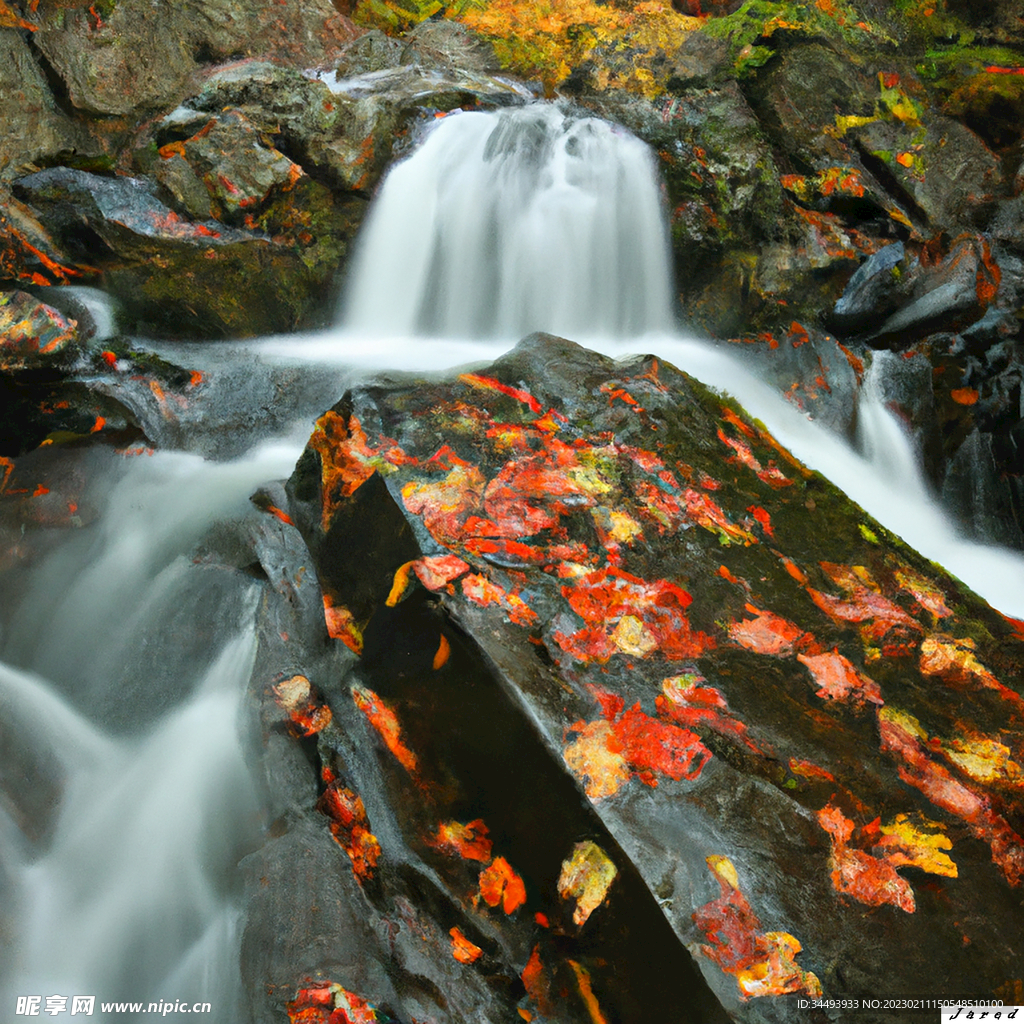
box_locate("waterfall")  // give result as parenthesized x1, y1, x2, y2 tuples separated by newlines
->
(0, 442, 300, 1022)
(4, 98, 1024, 1024)
(342, 104, 675, 340)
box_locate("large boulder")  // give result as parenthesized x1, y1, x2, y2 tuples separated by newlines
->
(12, 166, 359, 338)
(243, 334, 1024, 1023)
(23, 0, 360, 118)
(0, 28, 83, 181)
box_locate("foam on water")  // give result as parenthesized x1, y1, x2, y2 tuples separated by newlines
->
(342, 104, 674, 341)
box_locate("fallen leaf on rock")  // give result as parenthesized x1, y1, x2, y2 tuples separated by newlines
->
(521, 946, 553, 1017)
(564, 694, 712, 800)
(557, 567, 714, 663)
(951, 387, 979, 406)
(788, 758, 835, 783)
(717, 425, 794, 488)
(941, 736, 1024, 788)
(808, 562, 921, 646)
(461, 573, 538, 626)
(562, 720, 631, 800)
(557, 840, 618, 926)
(876, 813, 957, 878)
(272, 674, 333, 736)
(919, 635, 1021, 708)
(287, 981, 389, 1024)
(797, 651, 883, 705)
(817, 803, 916, 912)
(449, 926, 483, 964)
(567, 960, 610, 1024)
(319, 782, 381, 881)
(479, 855, 527, 914)
(432, 633, 450, 669)
(878, 707, 1024, 886)
(893, 565, 951, 622)
(682, 487, 758, 545)
(402, 463, 487, 546)
(323, 598, 363, 654)
(308, 411, 377, 528)
(458, 372, 544, 414)
(728, 605, 809, 657)
(430, 819, 493, 862)
(694, 856, 821, 999)
(657, 673, 762, 753)
(351, 685, 418, 774)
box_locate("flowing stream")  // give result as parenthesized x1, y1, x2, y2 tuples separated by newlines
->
(2, 100, 1024, 1022)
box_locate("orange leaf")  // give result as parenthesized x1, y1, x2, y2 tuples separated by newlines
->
(431, 819, 493, 862)
(351, 685, 418, 774)
(450, 926, 483, 964)
(479, 856, 527, 914)
(432, 633, 451, 669)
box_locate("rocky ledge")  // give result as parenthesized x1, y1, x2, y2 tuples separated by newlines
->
(241, 334, 1024, 1024)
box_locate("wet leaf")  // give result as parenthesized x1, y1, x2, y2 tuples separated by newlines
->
(557, 840, 618, 926)
(479, 855, 527, 914)
(431, 819, 493, 863)
(728, 605, 808, 657)
(449, 926, 483, 964)
(273, 674, 333, 736)
(351, 685, 418, 774)
(797, 651, 883, 705)
(693, 856, 821, 999)
(817, 803, 916, 912)
(876, 813, 957, 878)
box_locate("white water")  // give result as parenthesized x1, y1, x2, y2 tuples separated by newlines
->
(4, 98, 1024, 1024)
(0, 442, 300, 1021)
(292, 100, 1024, 617)
(343, 104, 675, 340)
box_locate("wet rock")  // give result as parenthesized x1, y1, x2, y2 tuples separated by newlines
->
(29, 286, 119, 347)
(0, 28, 83, 181)
(268, 333, 1024, 1022)
(240, 821, 402, 1024)
(13, 166, 356, 338)
(849, 113, 1002, 229)
(0, 289, 78, 373)
(943, 69, 1024, 151)
(832, 233, 1003, 348)
(333, 29, 404, 77)
(831, 241, 906, 335)
(590, 83, 792, 335)
(751, 43, 879, 171)
(721, 324, 863, 439)
(942, 426, 1023, 547)
(0, 188, 91, 289)
(181, 59, 528, 195)
(151, 109, 304, 223)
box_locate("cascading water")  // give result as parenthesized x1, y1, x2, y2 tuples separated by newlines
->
(4, 98, 1024, 1024)
(342, 104, 675, 340)
(0, 441, 301, 1022)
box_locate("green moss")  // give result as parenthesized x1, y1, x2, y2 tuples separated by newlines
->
(699, 0, 885, 76)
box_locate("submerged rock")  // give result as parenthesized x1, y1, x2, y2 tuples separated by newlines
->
(245, 334, 1024, 1023)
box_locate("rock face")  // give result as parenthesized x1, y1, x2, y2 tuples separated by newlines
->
(26, 0, 359, 117)
(243, 335, 1024, 1023)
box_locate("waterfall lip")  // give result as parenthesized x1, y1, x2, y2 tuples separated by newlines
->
(314, 64, 537, 101)
(339, 101, 675, 341)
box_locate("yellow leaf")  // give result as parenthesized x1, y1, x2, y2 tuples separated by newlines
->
(877, 813, 958, 878)
(557, 841, 618, 926)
